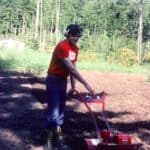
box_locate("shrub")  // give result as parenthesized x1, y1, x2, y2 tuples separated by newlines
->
(106, 51, 116, 63)
(106, 48, 137, 66)
(26, 39, 39, 51)
(118, 48, 137, 66)
(145, 51, 150, 62)
(78, 50, 98, 63)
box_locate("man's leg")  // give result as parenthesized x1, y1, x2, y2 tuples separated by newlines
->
(46, 75, 67, 148)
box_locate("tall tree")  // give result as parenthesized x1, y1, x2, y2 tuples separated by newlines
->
(137, 0, 143, 64)
(55, 0, 60, 43)
(35, 0, 40, 39)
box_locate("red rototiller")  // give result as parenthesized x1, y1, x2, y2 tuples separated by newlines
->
(72, 90, 142, 150)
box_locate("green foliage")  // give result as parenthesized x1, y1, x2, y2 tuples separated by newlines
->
(145, 51, 150, 62)
(26, 39, 40, 51)
(106, 48, 137, 66)
(0, 0, 35, 36)
(79, 33, 138, 63)
(0, 48, 50, 72)
(0, 49, 23, 68)
(118, 48, 137, 66)
(78, 50, 98, 63)
(79, 32, 97, 52)
(0, 0, 149, 41)
(106, 51, 116, 63)
(0, 0, 150, 68)
(97, 33, 112, 54)
(77, 59, 150, 74)
(0, 47, 149, 74)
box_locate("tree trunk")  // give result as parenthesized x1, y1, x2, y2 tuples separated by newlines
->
(39, 0, 43, 50)
(55, 0, 60, 43)
(41, 29, 46, 52)
(137, 0, 143, 64)
(35, 0, 40, 39)
(50, 15, 54, 44)
(22, 15, 26, 38)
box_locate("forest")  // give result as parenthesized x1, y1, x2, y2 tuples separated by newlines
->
(0, 0, 150, 70)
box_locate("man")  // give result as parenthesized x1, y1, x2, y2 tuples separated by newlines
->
(46, 24, 94, 149)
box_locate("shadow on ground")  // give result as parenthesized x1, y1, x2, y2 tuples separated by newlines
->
(28, 75, 149, 150)
(0, 71, 46, 150)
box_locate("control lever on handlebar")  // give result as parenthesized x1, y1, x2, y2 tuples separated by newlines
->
(84, 91, 108, 102)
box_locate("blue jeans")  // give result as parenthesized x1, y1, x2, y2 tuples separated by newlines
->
(46, 74, 67, 130)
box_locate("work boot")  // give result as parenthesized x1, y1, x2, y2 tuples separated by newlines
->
(56, 126, 63, 141)
(46, 129, 53, 150)
(53, 126, 69, 150)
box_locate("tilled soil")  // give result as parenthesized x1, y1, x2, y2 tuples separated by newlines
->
(0, 70, 150, 150)
(29, 70, 150, 150)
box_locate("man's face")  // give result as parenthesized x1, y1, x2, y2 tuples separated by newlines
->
(68, 34, 79, 45)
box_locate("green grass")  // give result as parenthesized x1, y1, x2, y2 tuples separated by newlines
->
(0, 47, 149, 75)
(77, 60, 150, 74)
(0, 48, 50, 72)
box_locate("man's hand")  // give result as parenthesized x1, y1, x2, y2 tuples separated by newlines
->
(84, 83, 94, 95)
(68, 88, 75, 95)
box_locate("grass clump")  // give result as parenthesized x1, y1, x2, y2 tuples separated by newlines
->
(0, 48, 50, 72)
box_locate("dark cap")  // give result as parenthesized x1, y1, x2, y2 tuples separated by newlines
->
(64, 24, 83, 37)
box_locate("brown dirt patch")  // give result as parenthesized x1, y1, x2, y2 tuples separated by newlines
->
(0, 70, 149, 150)
(29, 70, 150, 150)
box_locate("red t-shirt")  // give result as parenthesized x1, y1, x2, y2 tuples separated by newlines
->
(47, 39, 78, 77)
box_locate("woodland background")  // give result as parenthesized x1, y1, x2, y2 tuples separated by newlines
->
(0, 0, 150, 72)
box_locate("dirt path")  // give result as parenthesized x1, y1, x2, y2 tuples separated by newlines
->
(0, 70, 150, 150)
(29, 71, 150, 150)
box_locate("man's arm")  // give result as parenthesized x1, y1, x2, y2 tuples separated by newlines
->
(61, 58, 94, 93)
(70, 74, 76, 90)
